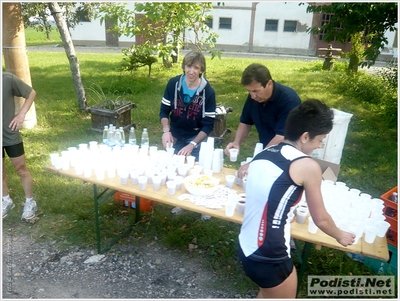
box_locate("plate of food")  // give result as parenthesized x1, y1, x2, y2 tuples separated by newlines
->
(183, 174, 220, 196)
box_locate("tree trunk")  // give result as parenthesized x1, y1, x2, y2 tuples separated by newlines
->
(2, 2, 37, 129)
(49, 2, 87, 110)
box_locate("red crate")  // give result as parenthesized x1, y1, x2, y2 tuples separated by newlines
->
(381, 186, 398, 212)
(386, 229, 398, 247)
(381, 186, 398, 247)
(114, 192, 154, 212)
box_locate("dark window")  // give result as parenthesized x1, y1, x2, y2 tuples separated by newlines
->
(219, 17, 232, 29)
(205, 17, 213, 29)
(319, 14, 345, 41)
(319, 14, 333, 41)
(283, 20, 297, 32)
(265, 19, 278, 32)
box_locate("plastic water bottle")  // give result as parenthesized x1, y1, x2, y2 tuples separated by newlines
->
(102, 125, 109, 145)
(107, 126, 115, 147)
(141, 128, 149, 147)
(128, 127, 137, 145)
(119, 127, 126, 146)
(115, 128, 123, 147)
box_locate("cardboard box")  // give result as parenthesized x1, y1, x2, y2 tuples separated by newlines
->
(313, 158, 340, 182)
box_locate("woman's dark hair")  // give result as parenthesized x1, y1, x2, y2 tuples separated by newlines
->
(284, 99, 334, 141)
(182, 51, 206, 74)
(241, 63, 272, 87)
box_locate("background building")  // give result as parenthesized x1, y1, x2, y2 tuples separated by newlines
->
(69, 2, 397, 59)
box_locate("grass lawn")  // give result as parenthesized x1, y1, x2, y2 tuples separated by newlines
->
(2, 30, 398, 297)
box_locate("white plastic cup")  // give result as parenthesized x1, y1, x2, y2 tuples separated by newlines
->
(74, 164, 83, 175)
(308, 216, 318, 234)
(177, 167, 188, 177)
(166, 180, 176, 195)
(242, 176, 247, 192)
(186, 155, 195, 168)
(229, 148, 239, 162)
(296, 209, 308, 224)
(107, 166, 116, 179)
(159, 173, 167, 186)
(349, 225, 363, 244)
(83, 166, 92, 178)
(174, 176, 183, 190)
(203, 169, 213, 177)
(237, 198, 246, 215)
(138, 176, 148, 190)
(167, 172, 176, 181)
(50, 153, 59, 166)
(376, 221, 390, 238)
(152, 175, 161, 190)
(235, 171, 243, 185)
(130, 170, 139, 184)
(95, 167, 105, 181)
(166, 147, 175, 157)
(225, 175, 235, 189)
(61, 151, 70, 170)
(225, 195, 237, 217)
(364, 225, 379, 243)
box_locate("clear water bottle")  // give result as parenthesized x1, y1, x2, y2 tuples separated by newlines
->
(128, 127, 137, 145)
(102, 125, 109, 145)
(115, 128, 123, 147)
(141, 128, 149, 147)
(119, 127, 126, 146)
(107, 126, 115, 147)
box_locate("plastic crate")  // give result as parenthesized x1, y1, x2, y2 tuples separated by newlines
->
(363, 244, 398, 277)
(381, 186, 398, 247)
(386, 229, 398, 247)
(381, 186, 398, 214)
(114, 192, 154, 212)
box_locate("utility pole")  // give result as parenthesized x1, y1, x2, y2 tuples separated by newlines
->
(2, 2, 37, 128)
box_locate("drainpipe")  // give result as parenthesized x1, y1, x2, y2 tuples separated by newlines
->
(249, 2, 258, 53)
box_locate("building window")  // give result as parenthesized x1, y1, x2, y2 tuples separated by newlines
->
(219, 17, 232, 29)
(319, 14, 333, 41)
(265, 19, 278, 32)
(205, 17, 213, 29)
(283, 20, 297, 32)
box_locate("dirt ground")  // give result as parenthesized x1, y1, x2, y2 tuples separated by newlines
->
(2, 227, 255, 299)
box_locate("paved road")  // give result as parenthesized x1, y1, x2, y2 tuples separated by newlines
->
(27, 45, 389, 74)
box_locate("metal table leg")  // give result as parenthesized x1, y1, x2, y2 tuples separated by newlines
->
(93, 184, 141, 254)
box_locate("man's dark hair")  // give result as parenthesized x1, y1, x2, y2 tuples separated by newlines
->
(241, 63, 272, 87)
(284, 99, 334, 141)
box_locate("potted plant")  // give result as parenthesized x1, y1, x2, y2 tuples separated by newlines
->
(86, 83, 136, 132)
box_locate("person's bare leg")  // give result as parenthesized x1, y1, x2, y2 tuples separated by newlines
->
(2, 157, 9, 197)
(257, 266, 297, 298)
(10, 155, 33, 198)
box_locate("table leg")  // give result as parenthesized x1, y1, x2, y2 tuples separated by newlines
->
(93, 184, 138, 254)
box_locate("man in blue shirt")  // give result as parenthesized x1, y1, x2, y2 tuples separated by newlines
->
(224, 63, 301, 178)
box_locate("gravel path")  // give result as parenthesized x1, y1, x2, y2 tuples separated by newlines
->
(2, 229, 255, 299)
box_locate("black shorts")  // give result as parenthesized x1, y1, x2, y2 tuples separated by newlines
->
(238, 245, 293, 288)
(3, 142, 25, 158)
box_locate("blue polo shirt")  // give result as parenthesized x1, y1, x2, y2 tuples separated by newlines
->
(240, 81, 301, 147)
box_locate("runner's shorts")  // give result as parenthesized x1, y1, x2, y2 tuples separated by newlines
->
(238, 245, 293, 288)
(3, 142, 25, 158)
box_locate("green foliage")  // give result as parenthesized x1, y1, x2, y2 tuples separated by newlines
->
(22, 2, 101, 33)
(305, 2, 398, 67)
(98, 2, 220, 67)
(121, 44, 158, 77)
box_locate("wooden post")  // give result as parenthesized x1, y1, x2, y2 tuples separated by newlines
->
(2, 2, 37, 129)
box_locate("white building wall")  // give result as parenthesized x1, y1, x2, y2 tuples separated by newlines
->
(252, 2, 312, 49)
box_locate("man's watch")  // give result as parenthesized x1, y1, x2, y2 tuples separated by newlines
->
(190, 141, 197, 147)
